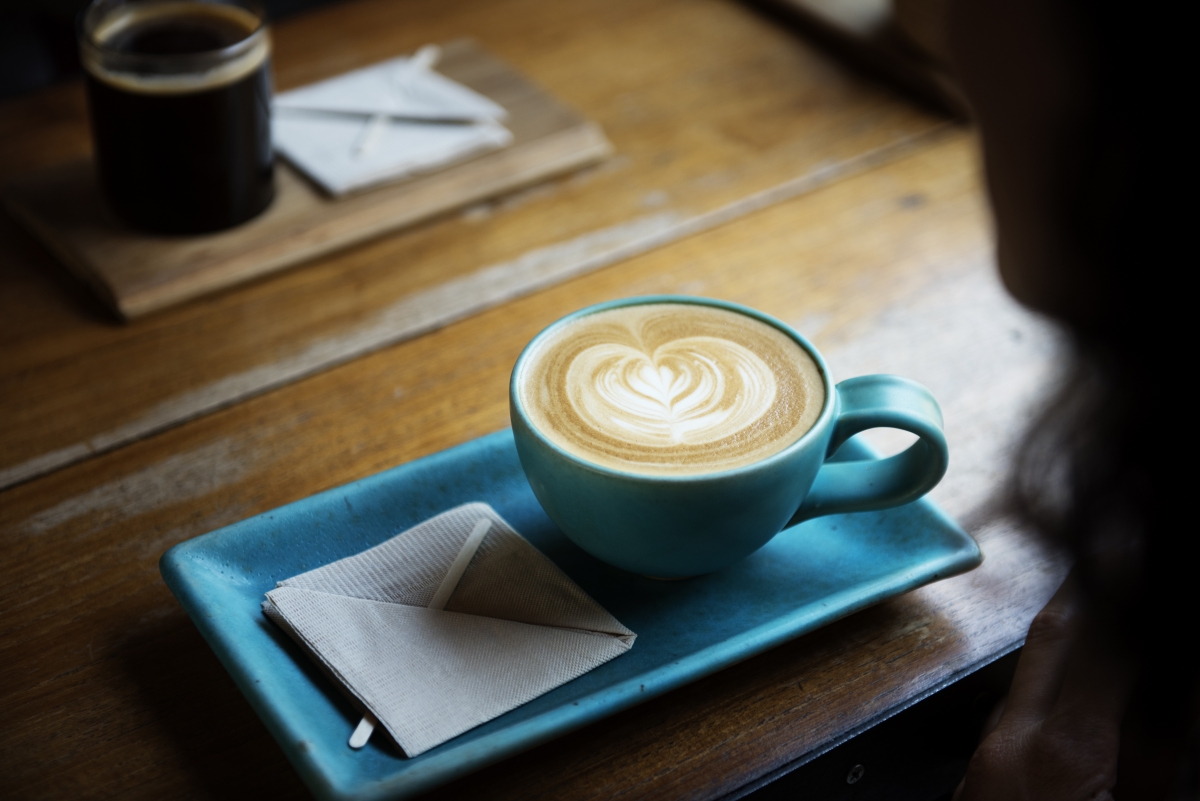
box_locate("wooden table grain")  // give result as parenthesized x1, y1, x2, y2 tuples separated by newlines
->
(0, 0, 1066, 799)
(0, 0, 948, 490)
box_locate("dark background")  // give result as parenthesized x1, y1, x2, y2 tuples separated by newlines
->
(0, 0, 341, 99)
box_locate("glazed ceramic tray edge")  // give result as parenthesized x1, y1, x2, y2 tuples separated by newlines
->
(159, 429, 981, 801)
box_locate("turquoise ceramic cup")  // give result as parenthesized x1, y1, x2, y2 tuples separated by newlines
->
(510, 296, 949, 578)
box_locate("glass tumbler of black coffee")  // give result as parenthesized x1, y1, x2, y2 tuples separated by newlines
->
(79, 0, 275, 234)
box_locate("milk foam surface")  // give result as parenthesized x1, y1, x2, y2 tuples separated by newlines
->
(519, 303, 824, 475)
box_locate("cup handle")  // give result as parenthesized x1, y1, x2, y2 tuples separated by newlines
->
(787, 375, 949, 525)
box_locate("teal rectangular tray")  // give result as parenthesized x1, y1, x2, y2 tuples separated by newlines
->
(160, 429, 980, 801)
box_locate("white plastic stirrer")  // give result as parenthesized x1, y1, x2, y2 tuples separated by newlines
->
(352, 44, 442, 158)
(348, 516, 492, 749)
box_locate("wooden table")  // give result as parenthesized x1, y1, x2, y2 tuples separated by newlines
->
(0, 0, 1066, 798)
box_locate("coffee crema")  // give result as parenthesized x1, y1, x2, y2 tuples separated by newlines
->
(518, 303, 825, 475)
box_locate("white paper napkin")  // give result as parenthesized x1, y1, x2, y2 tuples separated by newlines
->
(272, 52, 513, 196)
(262, 502, 635, 757)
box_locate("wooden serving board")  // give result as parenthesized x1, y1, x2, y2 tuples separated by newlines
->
(2, 39, 611, 319)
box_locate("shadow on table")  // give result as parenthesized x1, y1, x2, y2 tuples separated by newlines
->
(120, 611, 314, 801)
(736, 649, 1020, 801)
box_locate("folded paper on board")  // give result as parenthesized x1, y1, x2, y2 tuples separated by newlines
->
(273, 52, 513, 196)
(262, 502, 635, 757)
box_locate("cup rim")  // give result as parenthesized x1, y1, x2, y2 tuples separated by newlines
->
(509, 295, 836, 483)
(79, 0, 268, 77)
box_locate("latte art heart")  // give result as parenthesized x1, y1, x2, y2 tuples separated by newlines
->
(518, 303, 824, 476)
(568, 338, 777, 446)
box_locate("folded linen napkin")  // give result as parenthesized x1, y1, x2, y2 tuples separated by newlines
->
(262, 502, 635, 756)
(272, 49, 513, 196)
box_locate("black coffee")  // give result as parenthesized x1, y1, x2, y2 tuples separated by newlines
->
(82, 2, 274, 234)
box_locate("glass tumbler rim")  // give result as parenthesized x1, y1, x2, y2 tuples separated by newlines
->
(78, 0, 269, 79)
